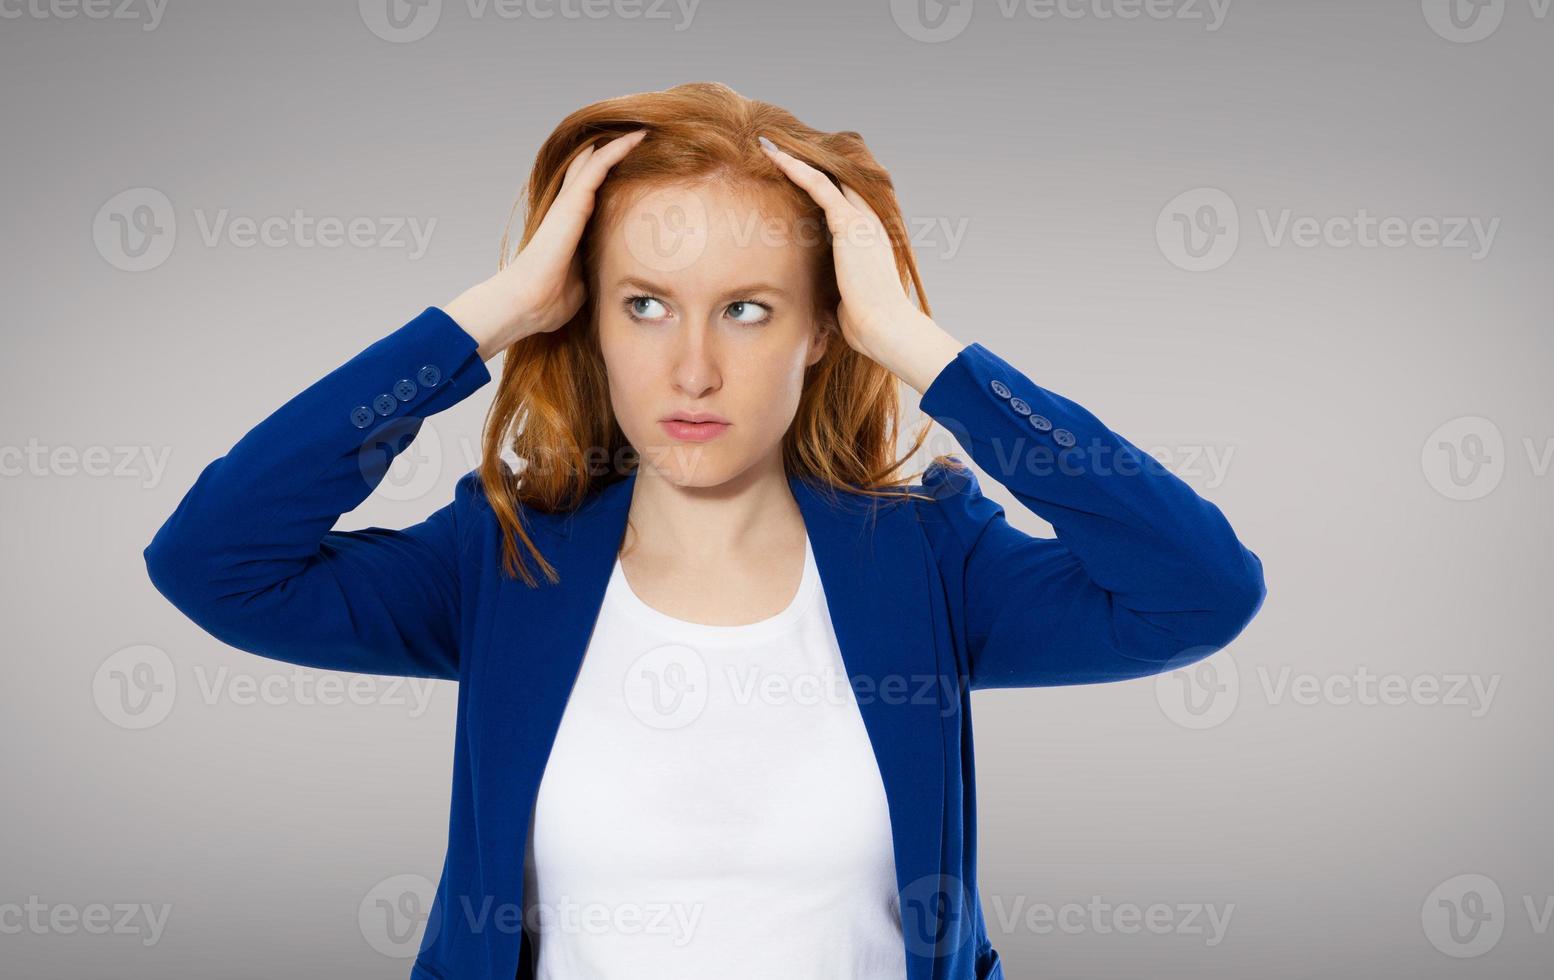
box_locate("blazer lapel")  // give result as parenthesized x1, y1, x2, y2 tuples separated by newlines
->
(475, 467, 949, 980)
(791, 472, 950, 980)
(464, 470, 636, 977)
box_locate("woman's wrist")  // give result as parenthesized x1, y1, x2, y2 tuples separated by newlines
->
(444, 278, 528, 362)
(863, 309, 965, 396)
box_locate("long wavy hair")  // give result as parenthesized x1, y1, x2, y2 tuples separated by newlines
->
(476, 82, 958, 586)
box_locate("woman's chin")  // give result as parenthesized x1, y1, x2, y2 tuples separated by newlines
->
(634, 445, 731, 488)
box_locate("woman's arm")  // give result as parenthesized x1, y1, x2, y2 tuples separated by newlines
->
(755, 139, 1265, 689)
(142, 307, 491, 680)
(916, 340, 1267, 689)
(143, 129, 650, 680)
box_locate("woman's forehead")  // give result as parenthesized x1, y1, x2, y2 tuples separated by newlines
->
(607, 178, 807, 235)
(596, 179, 818, 291)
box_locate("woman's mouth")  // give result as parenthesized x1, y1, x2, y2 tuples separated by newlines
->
(659, 416, 731, 442)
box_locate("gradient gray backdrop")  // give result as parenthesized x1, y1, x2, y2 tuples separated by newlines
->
(3, 0, 1550, 976)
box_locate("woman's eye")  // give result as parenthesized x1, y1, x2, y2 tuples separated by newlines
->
(727, 301, 772, 325)
(623, 295, 770, 326)
(625, 295, 669, 321)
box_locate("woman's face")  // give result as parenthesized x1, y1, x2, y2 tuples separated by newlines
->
(595, 179, 829, 488)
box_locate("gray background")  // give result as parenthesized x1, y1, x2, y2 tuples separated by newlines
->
(3, 0, 1551, 976)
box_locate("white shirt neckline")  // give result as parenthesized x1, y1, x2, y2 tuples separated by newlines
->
(604, 534, 821, 643)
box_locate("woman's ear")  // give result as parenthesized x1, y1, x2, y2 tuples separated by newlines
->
(806, 315, 832, 367)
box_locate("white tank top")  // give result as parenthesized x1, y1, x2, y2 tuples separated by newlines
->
(521, 534, 908, 979)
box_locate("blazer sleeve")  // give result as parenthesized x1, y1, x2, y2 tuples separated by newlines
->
(916, 341, 1267, 690)
(142, 306, 492, 681)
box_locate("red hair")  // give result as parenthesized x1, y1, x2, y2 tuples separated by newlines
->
(477, 81, 953, 585)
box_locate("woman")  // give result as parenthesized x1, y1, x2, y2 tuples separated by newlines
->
(144, 82, 1266, 980)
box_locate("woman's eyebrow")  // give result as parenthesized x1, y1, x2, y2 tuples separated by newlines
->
(614, 276, 790, 300)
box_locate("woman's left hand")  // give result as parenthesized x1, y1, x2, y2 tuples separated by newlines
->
(759, 135, 964, 394)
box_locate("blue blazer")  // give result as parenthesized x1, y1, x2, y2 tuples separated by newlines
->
(144, 306, 1266, 980)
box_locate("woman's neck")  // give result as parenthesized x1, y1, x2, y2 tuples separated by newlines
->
(620, 457, 804, 563)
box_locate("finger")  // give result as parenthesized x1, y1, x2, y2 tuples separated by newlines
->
(759, 136, 854, 225)
(572, 128, 648, 193)
(556, 129, 643, 209)
(839, 183, 890, 235)
(840, 183, 882, 224)
(541, 129, 648, 250)
(840, 182, 902, 252)
(560, 143, 596, 189)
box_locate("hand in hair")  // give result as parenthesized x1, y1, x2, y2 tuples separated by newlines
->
(757, 134, 963, 395)
(446, 128, 650, 361)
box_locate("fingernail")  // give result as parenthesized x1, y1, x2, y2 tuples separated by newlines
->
(757, 134, 776, 153)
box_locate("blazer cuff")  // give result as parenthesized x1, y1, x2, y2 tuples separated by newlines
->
(919, 341, 1097, 480)
(342, 306, 491, 431)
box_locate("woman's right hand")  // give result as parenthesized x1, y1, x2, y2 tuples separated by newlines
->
(445, 128, 649, 361)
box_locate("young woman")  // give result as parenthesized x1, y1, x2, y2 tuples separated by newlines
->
(144, 82, 1266, 980)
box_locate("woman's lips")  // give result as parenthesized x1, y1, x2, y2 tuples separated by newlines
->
(659, 419, 731, 442)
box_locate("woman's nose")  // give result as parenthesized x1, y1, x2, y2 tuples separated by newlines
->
(670, 330, 721, 397)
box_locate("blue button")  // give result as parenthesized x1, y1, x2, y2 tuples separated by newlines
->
(417, 364, 442, 387)
(393, 378, 418, 401)
(349, 405, 374, 429)
(1008, 396, 1031, 416)
(373, 393, 398, 416)
(1053, 428, 1076, 448)
(989, 380, 1011, 399)
(1028, 414, 1052, 432)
